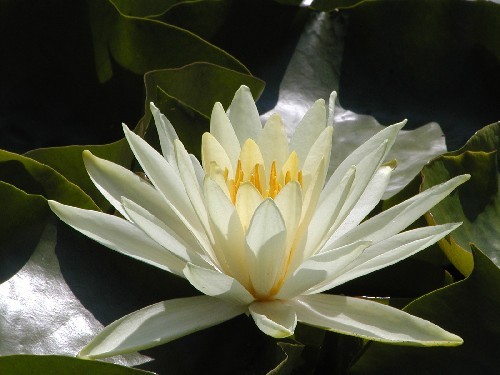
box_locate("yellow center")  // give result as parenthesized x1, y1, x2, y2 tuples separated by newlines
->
(225, 154, 303, 204)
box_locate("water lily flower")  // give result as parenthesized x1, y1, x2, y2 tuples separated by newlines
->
(49, 86, 467, 359)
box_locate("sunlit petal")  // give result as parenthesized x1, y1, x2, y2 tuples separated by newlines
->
(249, 300, 297, 338)
(78, 296, 245, 359)
(227, 85, 262, 144)
(293, 294, 463, 346)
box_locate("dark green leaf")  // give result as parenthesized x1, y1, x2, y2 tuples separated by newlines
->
(349, 246, 500, 374)
(0, 355, 153, 375)
(311, 0, 367, 11)
(0, 183, 48, 283)
(422, 122, 499, 273)
(142, 62, 264, 155)
(89, 0, 249, 82)
(25, 140, 131, 212)
(0, 150, 98, 211)
(267, 342, 304, 375)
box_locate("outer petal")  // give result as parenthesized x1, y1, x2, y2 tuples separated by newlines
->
(249, 300, 297, 338)
(150, 102, 179, 167)
(293, 294, 463, 346)
(121, 197, 211, 268)
(326, 174, 470, 249)
(276, 240, 370, 300)
(324, 121, 406, 200)
(290, 98, 327, 165)
(78, 296, 245, 359)
(123, 125, 208, 251)
(48, 201, 185, 276)
(311, 223, 462, 293)
(227, 85, 262, 144)
(82, 150, 164, 221)
(183, 263, 254, 305)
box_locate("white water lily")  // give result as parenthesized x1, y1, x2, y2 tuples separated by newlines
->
(49, 86, 467, 359)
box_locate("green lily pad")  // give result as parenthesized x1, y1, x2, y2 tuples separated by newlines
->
(24, 140, 132, 212)
(0, 150, 98, 211)
(310, 0, 367, 11)
(0, 182, 49, 283)
(89, 0, 249, 82)
(142, 62, 264, 155)
(0, 355, 153, 375)
(349, 246, 500, 374)
(422, 122, 499, 274)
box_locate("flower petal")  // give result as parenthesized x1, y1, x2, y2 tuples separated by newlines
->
(301, 126, 333, 190)
(258, 113, 289, 174)
(204, 178, 248, 281)
(235, 182, 264, 231)
(78, 296, 245, 359)
(277, 240, 370, 299)
(274, 181, 302, 250)
(175, 140, 211, 238)
(290, 98, 327, 166)
(201, 132, 234, 177)
(150, 102, 179, 167)
(82, 150, 163, 221)
(245, 199, 287, 298)
(123, 125, 210, 251)
(249, 300, 297, 338)
(327, 174, 470, 249)
(183, 263, 254, 305)
(48, 201, 185, 276)
(312, 223, 462, 293)
(293, 294, 463, 346)
(210, 102, 241, 171)
(324, 120, 405, 198)
(121, 197, 211, 267)
(227, 85, 262, 144)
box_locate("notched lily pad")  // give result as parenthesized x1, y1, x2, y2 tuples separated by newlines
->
(422, 122, 499, 274)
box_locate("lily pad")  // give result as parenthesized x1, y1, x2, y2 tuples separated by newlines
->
(349, 246, 500, 374)
(0, 355, 153, 375)
(25, 140, 132, 212)
(422, 122, 500, 274)
(89, 0, 249, 82)
(142, 63, 264, 155)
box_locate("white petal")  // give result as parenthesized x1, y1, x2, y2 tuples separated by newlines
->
(78, 296, 245, 359)
(312, 223, 462, 293)
(301, 126, 333, 189)
(300, 166, 355, 259)
(274, 181, 302, 250)
(123, 125, 210, 251)
(175, 140, 212, 238)
(190, 154, 205, 187)
(276, 241, 370, 299)
(183, 263, 254, 305)
(227, 85, 262, 144)
(325, 121, 405, 199)
(258, 113, 289, 174)
(82, 150, 163, 221)
(327, 91, 337, 127)
(330, 163, 395, 241)
(235, 182, 264, 231)
(245, 199, 287, 298)
(210, 102, 241, 171)
(201, 132, 234, 177)
(249, 300, 297, 338)
(150, 102, 179, 167)
(204, 178, 248, 281)
(121, 197, 211, 267)
(327, 175, 470, 249)
(290, 99, 327, 165)
(48, 201, 185, 276)
(293, 294, 463, 346)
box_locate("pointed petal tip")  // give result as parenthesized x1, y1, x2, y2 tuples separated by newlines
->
(150, 102, 158, 112)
